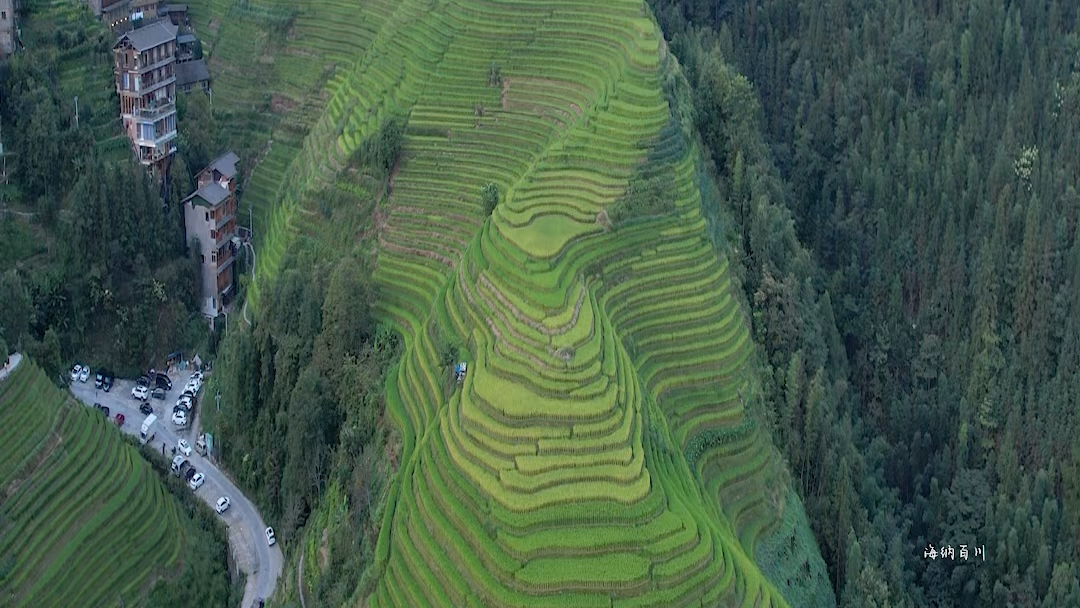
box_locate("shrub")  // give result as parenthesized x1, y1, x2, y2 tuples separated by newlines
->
(481, 182, 499, 216)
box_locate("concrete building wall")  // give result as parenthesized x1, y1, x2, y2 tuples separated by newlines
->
(183, 201, 220, 318)
(0, 0, 16, 58)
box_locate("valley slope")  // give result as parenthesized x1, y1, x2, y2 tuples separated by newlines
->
(189, 0, 835, 605)
(0, 359, 184, 607)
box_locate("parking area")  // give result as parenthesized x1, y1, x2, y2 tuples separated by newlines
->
(73, 369, 204, 442)
(68, 368, 282, 607)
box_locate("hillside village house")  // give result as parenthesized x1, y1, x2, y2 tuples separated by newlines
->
(94, 0, 161, 32)
(112, 20, 178, 175)
(175, 58, 210, 93)
(0, 0, 17, 59)
(183, 152, 239, 320)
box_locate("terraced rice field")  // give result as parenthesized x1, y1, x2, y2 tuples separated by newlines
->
(203, 0, 828, 604)
(0, 360, 186, 608)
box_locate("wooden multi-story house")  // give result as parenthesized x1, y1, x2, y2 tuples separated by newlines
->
(183, 152, 240, 320)
(112, 19, 178, 174)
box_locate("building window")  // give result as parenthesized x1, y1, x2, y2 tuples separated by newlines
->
(205, 212, 209, 221)
(211, 229, 218, 240)
(2, 11, 7, 20)
(200, 254, 205, 263)
(211, 251, 217, 262)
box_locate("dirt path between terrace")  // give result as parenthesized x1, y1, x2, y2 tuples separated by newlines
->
(298, 552, 307, 608)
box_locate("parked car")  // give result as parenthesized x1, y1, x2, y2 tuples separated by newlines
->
(94, 403, 110, 417)
(151, 386, 166, 400)
(176, 394, 193, 410)
(70, 364, 83, 383)
(100, 369, 115, 393)
(95, 371, 104, 389)
(140, 402, 154, 416)
(173, 404, 185, 415)
(78, 366, 90, 383)
(178, 439, 192, 457)
(114, 413, 125, 426)
(215, 496, 230, 514)
(137, 375, 151, 388)
(265, 527, 276, 546)
(183, 466, 197, 482)
(132, 385, 149, 401)
(155, 373, 172, 391)
(171, 410, 188, 427)
(189, 472, 205, 490)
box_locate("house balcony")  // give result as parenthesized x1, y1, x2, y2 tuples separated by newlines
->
(215, 254, 235, 275)
(137, 74, 176, 97)
(132, 101, 175, 120)
(134, 128, 177, 149)
(214, 213, 235, 231)
(139, 141, 177, 164)
(135, 55, 175, 75)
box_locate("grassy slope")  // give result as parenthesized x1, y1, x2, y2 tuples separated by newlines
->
(0, 360, 186, 608)
(181, 0, 833, 605)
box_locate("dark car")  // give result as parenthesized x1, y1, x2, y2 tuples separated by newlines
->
(183, 467, 197, 482)
(102, 371, 115, 392)
(151, 386, 166, 400)
(94, 403, 110, 417)
(137, 375, 151, 388)
(173, 404, 186, 415)
(139, 402, 154, 416)
(94, 372, 103, 389)
(155, 373, 172, 391)
(114, 413, 125, 426)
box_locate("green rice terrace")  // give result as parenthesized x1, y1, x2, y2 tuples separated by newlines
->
(189, 0, 834, 605)
(0, 360, 185, 608)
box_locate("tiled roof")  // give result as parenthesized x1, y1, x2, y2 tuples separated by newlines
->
(205, 151, 239, 180)
(116, 20, 177, 52)
(183, 182, 230, 207)
(175, 59, 210, 87)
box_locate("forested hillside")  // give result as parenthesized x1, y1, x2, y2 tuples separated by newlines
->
(651, 0, 1080, 605)
(0, 0, 215, 381)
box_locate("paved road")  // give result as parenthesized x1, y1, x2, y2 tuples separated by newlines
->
(0, 352, 22, 382)
(70, 371, 282, 608)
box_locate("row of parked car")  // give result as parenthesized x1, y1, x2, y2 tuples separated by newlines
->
(130, 371, 204, 428)
(70, 364, 115, 391)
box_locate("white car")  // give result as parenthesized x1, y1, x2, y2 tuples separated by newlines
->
(70, 364, 83, 382)
(78, 366, 90, 383)
(265, 527, 276, 546)
(189, 472, 205, 490)
(178, 439, 192, 457)
(132, 385, 149, 401)
(172, 410, 188, 427)
(176, 394, 193, 410)
(215, 496, 230, 514)
(184, 380, 201, 394)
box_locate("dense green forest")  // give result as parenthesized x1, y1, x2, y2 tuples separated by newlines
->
(650, 0, 1080, 605)
(206, 122, 403, 606)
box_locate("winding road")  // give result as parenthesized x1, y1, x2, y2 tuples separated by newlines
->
(67, 369, 282, 608)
